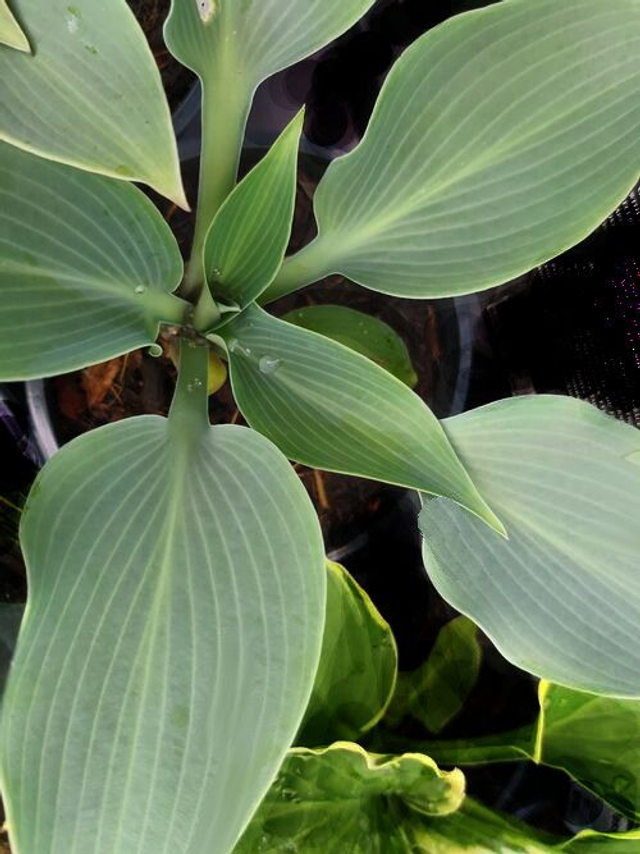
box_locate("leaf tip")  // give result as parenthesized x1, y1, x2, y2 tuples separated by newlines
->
(288, 106, 306, 138)
(473, 499, 508, 540)
(169, 178, 191, 212)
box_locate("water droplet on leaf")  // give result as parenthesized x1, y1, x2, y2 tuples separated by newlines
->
(259, 356, 282, 375)
(134, 285, 146, 295)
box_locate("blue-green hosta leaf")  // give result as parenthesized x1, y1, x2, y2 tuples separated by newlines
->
(203, 112, 304, 311)
(386, 616, 481, 735)
(535, 681, 640, 822)
(282, 305, 418, 388)
(0, 144, 186, 380)
(419, 395, 640, 697)
(297, 561, 398, 746)
(234, 742, 466, 853)
(0, 356, 326, 854)
(266, 0, 640, 301)
(0, 0, 29, 51)
(0, 0, 186, 205)
(165, 0, 376, 230)
(165, 0, 376, 97)
(220, 304, 504, 534)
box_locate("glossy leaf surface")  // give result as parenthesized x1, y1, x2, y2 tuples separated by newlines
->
(234, 742, 465, 853)
(410, 800, 640, 854)
(0, 385, 326, 854)
(565, 830, 640, 853)
(0, 0, 29, 51)
(279, 0, 640, 298)
(283, 305, 418, 387)
(0, 0, 185, 204)
(386, 616, 481, 734)
(297, 561, 397, 746)
(537, 682, 640, 821)
(237, 769, 640, 853)
(420, 396, 640, 697)
(0, 144, 186, 380)
(203, 112, 303, 310)
(221, 305, 503, 534)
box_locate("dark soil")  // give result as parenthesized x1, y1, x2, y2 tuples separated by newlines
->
(127, 0, 195, 110)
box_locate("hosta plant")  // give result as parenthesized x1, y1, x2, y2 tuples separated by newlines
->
(0, 0, 639, 852)
(236, 563, 640, 851)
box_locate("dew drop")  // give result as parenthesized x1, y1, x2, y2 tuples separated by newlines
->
(186, 383, 194, 393)
(134, 285, 147, 295)
(66, 14, 79, 33)
(193, 378, 203, 388)
(259, 356, 282, 375)
(227, 338, 239, 353)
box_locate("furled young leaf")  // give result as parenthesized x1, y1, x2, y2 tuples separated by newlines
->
(0, 350, 326, 854)
(0, 0, 30, 51)
(203, 112, 304, 311)
(221, 304, 503, 534)
(0, 144, 186, 380)
(234, 742, 466, 853)
(536, 681, 640, 822)
(386, 616, 481, 735)
(419, 395, 640, 697)
(265, 0, 640, 301)
(0, 0, 185, 205)
(297, 561, 398, 746)
(283, 305, 418, 388)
